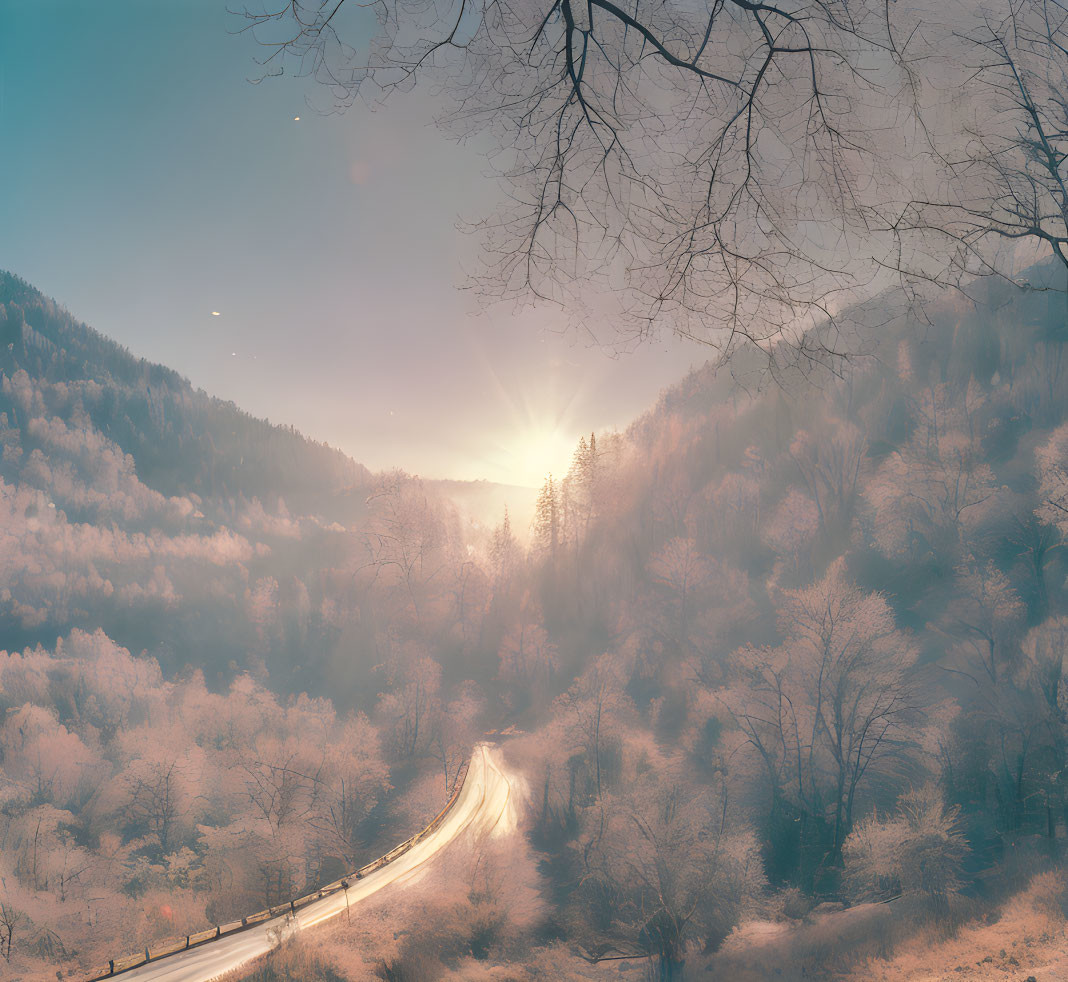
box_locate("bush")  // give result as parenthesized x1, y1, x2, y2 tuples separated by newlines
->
(844, 786, 968, 911)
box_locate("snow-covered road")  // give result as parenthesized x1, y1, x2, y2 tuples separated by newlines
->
(99, 745, 516, 982)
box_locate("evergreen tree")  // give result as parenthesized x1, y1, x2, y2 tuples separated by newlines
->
(491, 506, 519, 586)
(533, 474, 560, 563)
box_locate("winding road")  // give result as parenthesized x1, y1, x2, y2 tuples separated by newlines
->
(101, 745, 516, 982)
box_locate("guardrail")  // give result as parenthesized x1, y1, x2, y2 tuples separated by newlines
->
(81, 758, 472, 980)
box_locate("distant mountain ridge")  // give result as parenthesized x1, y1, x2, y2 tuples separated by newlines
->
(0, 270, 370, 507)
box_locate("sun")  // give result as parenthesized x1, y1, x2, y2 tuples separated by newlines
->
(514, 424, 577, 488)
(487, 421, 577, 489)
(461, 323, 587, 488)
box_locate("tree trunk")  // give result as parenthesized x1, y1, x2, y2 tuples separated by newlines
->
(657, 954, 686, 982)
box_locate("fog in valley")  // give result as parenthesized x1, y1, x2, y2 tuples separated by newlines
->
(3, 2, 1068, 981)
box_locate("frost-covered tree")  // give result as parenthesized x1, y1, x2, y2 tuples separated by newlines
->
(728, 562, 920, 868)
(941, 557, 1026, 684)
(1037, 423, 1068, 537)
(575, 762, 764, 979)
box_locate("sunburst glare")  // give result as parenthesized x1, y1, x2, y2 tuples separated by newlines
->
(464, 327, 585, 487)
(487, 420, 577, 489)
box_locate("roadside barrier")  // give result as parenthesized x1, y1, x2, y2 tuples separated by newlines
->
(82, 758, 471, 980)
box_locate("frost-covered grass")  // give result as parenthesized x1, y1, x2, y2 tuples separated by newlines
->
(705, 872, 1067, 982)
(226, 942, 348, 982)
(850, 871, 1067, 982)
(709, 899, 902, 980)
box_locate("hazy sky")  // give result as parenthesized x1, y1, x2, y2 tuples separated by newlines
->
(0, 0, 702, 487)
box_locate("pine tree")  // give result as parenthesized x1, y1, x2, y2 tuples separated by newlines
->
(564, 432, 599, 545)
(533, 474, 560, 562)
(490, 506, 518, 585)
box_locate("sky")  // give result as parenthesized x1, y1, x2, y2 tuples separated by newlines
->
(0, 0, 703, 488)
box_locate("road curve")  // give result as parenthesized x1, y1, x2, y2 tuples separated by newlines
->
(107, 745, 516, 982)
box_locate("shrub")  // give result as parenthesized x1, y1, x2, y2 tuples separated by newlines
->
(844, 786, 968, 911)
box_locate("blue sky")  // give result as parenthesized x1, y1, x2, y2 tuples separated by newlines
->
(0, 0, 700, 486)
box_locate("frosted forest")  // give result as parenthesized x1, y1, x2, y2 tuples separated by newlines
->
(4, 1, 1068, 980)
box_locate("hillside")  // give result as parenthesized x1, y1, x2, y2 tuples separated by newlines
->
(0, 271, 370, 506)
(505, 261, 1068, 893)
(0, 272, 436, 686)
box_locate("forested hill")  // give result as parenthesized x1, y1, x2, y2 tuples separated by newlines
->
(0, 270, 389, 675)
(546, 261, 1068, 680)
(0, 271, 369, 505)
(508, 258, 1068, 905)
